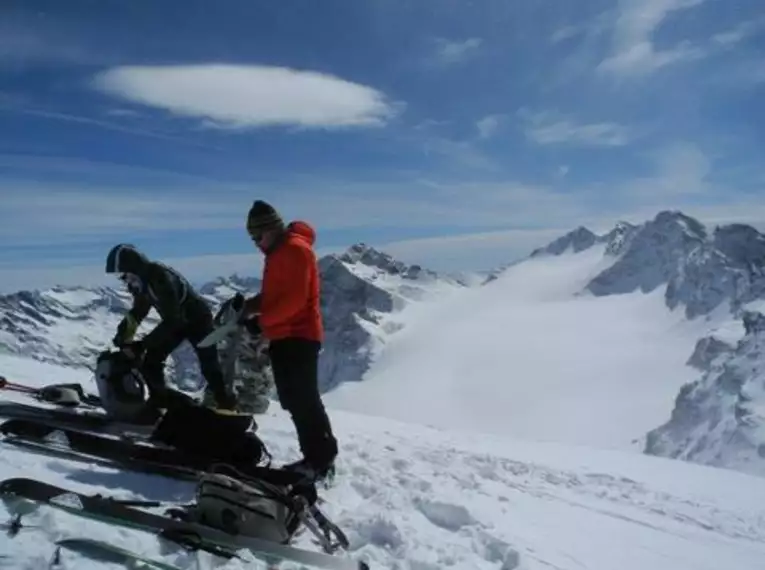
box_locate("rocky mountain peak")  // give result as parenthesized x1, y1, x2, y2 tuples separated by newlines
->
(530, 226, 598, 257)
(337, 243, 436, 280)
(603, 221, 639, 256)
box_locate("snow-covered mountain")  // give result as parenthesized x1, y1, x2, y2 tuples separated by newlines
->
(318, 243, 467, 391)
(326, 243, 703, 449)
(0, 244, 465, 393)
(580, 211, 765, 319)
(527, 210, 765, 476)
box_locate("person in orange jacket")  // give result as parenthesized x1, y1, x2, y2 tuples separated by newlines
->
(242, 200, 338, 480)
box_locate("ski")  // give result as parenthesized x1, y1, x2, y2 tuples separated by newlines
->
(0, 478, 369, 570)
(1, 377, 102, 407)
(3, 435, 202, 482)
(52, 537, 183, 570)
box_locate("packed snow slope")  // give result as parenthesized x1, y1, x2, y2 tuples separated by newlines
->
(326, 244, 706, 450)
(2, 355, 765, 570)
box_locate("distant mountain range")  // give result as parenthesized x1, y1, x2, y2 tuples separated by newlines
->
(0, 243, 470, 392)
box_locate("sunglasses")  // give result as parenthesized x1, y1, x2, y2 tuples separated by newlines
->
(248, 228, 268, 243)
(118, 273, 142, 290)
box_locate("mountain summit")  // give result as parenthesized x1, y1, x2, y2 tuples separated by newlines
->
(533, 210, 765, 320)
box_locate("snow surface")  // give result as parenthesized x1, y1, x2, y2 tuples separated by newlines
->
(326, 247, 709, 449)
(2, 354, 765, 569)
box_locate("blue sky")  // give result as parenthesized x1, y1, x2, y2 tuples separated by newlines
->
(0, 0, 763, 292)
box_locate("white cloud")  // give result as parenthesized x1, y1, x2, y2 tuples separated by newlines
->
(598, 0, 706, 76)
(92, 64, 398, 129)
(476, 114, 503, 139)
(432, 38, 483, 66)
(521, 110, 634, 147)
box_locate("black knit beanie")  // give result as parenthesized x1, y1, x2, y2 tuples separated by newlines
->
(247, 200, 284, 233)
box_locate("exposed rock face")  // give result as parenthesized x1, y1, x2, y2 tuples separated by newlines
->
(644, 311, 765, 478)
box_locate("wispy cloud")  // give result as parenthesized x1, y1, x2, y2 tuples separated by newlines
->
(520, 110, 634, 147)
(431, 38, 483, 66)
(598, 0, 706, 76)
(712, 17, 765, 47)
(0, 25, 110, 67)
(92, 64, 399, 130)
(404, 119, 497, 171)
(379, 227, 571, 273)
(1, 105, 216, 148)
(550, 26, 582, 45)
(620, 141, 712, 197)
(0, 252, 265, 294)
(0, 185, 247, 244)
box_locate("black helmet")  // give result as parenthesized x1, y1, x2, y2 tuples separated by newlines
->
(105, 244, 148, 275)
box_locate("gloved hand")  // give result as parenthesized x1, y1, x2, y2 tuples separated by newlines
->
(113, 315, 138, 347)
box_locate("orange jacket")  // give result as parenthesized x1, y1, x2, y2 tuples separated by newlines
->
(258, 221, 323, 342)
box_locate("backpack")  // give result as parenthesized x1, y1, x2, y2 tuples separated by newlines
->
(180, 464, 350, 548)
(94, 350, 147, 421)
(178, 464, 349, 554)
(191, 470, 300, 543)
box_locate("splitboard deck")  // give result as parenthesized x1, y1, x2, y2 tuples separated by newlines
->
(0, 418, 264, 481)
(0, 477, 369, 570)
(0, 418, 316, 494)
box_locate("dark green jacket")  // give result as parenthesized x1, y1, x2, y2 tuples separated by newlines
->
(117, 262, 212, 350)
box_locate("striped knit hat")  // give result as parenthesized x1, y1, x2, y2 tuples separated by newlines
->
(247, 200, 284, 235)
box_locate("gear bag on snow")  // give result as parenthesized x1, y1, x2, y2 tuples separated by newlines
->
(150, 402, 269, 466)
(191, 470, 301, 543)
(181, 465, 348, 554)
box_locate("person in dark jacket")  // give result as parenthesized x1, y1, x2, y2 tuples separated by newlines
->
(105, 244, 236, 412)
(242, 201, 338, 480)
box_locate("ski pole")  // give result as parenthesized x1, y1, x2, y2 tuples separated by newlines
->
(0, 376, 38, 394)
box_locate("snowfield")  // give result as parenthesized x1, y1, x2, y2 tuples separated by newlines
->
(326, 247, 709, 449)
(2, 355, 765, 569)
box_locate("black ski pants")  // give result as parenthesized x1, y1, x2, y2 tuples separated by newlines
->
(140, 311, 229, 407)
(268, 338, 338, 470)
